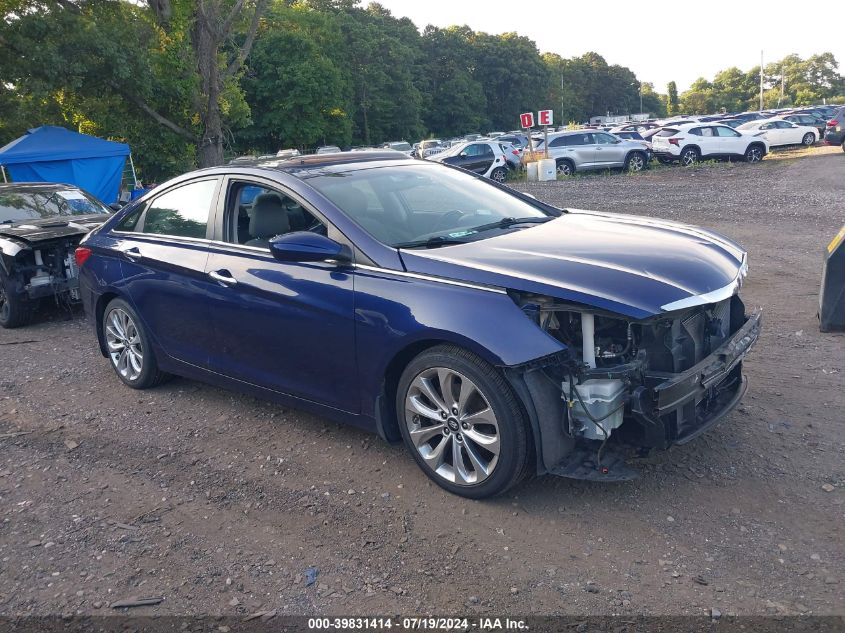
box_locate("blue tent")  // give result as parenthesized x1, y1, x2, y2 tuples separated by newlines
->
(0, 126, 131, 203)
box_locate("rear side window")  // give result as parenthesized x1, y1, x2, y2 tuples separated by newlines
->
(141, 179, 218, 239)
(655, 128, 679, 137)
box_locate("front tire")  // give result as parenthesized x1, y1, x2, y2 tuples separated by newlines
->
(744, 144, 764, 163)
(624, 152, 646, 172)
(0, 270, 30, 329)
(680, 147, 699, 166)
(490, 167, 508, 183)
(102, 298, 169, 389)
(396, 345, 532, 499)
(802, 132, 815, 146)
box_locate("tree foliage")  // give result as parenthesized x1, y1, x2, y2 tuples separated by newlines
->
(2, 0, 843, 181)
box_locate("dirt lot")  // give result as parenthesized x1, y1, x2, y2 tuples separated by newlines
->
(1, 146, 843, 619)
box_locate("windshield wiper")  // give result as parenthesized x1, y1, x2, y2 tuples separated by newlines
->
(394, 235, 471, 249)
(470, 216, 553, 233)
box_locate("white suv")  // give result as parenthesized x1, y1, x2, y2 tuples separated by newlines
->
(652, 123, 769, 166)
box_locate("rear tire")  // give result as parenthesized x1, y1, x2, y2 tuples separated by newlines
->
(556, 159, 574, 177)
(396, 345, 532, 499)
(490, 167, 508, 183)
(680, 147, 699, 166)
(102, 298, 170, 389)
(802, 132, 815, 146)
(0, 270, 30, 329)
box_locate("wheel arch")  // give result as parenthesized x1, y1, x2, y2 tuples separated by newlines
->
(94, 290, 124, 357)
(747, 141, 767, 155)
(374, 336, 541, 474)
(555, 157, 575, 174)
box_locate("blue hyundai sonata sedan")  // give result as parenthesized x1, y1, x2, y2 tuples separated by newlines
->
(76, 151, 760, 498)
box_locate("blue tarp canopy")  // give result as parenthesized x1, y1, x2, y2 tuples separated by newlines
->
(0, 126, 130, 203)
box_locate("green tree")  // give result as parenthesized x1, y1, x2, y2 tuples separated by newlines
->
(0, 0, 268, 169)
(420, 26, 487, 136)
(680, 78, 715, 114)
(237, 4, 351, 152)
(666, 81, 679, 115)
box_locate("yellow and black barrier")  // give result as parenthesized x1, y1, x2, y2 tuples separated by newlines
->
(819, 224, 845, 332)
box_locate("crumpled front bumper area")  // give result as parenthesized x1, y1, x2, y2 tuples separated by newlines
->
(630, 310, 761, 448)
(511, 309, 762, 482)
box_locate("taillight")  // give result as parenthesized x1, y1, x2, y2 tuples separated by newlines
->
(512, 149, 519, 155)
(827, 120, 838, 127)
(668, 138, 683, 146)
(74, 246, 92, 268)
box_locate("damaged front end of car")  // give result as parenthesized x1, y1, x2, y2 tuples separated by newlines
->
(504, 285, 761, 481)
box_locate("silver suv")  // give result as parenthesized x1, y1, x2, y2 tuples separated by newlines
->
(533, 130, 650, 176)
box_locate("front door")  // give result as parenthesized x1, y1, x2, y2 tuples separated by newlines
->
(204, 178, 358, 412)
(592, 132, 627, 166)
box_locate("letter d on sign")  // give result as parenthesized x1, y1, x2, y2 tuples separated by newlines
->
(520, 112, 535, 128)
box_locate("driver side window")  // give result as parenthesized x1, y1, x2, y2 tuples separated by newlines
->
(226, 181, 323, 247)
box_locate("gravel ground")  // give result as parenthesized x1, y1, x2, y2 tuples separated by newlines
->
(1, 145, 843, 619)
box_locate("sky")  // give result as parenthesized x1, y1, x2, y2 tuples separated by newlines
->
(373, 0, 844, 93)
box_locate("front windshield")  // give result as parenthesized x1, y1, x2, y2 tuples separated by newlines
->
(0, 188, 110, 223)
(308, 163, 551, 248)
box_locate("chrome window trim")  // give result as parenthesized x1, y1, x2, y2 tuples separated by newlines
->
(660, 253, 748, 312)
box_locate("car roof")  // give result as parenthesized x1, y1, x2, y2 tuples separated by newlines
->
(186, 151, 417, 181)
(0, 182, 80, 193)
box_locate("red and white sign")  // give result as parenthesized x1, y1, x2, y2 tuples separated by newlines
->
(538, 109, 554, 126)
(519, 112, 535, 128)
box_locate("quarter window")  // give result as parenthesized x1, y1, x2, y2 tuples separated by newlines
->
(141, 179, 217, 239)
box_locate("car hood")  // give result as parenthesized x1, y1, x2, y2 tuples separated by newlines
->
(398, 210, 747, 319)
(0, 214, 108, 244)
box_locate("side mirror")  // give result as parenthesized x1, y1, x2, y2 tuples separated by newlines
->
(269, 231, 351, 265)
(109, 202, 124, 211)
(459, 152, 468, 158)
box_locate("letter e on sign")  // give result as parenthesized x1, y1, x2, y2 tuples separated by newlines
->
(520, 112, 535, 128)
(538, 110, 553, 126)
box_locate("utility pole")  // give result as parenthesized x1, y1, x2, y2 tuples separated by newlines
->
(639, 83, 643, 114)
(759, 50, 764, 111)
(560, 70, 564, 126)
(780, 65, 785, 106)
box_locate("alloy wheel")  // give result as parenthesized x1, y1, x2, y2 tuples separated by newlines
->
(105, 307, 144, 381)
(404, 367, 500, 486)
(746, 147, 762, 163)
(491, 168, 507, 183)
(681, 150, 698, 166)
(627, 154, 645, 172)
(802, 133, 815, 146)
(556, 162, 572, 176)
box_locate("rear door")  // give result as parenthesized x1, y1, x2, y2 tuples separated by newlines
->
(556, 132, 595, 167)
(113, 177, 221, 367)
(688, 126, 720, 157)
(714, 124, 745, 156)
(203, 176, 358, 411)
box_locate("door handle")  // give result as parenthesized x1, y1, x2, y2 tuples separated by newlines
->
(121, 246, 142, 262)
(208, 270, 237, 286)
